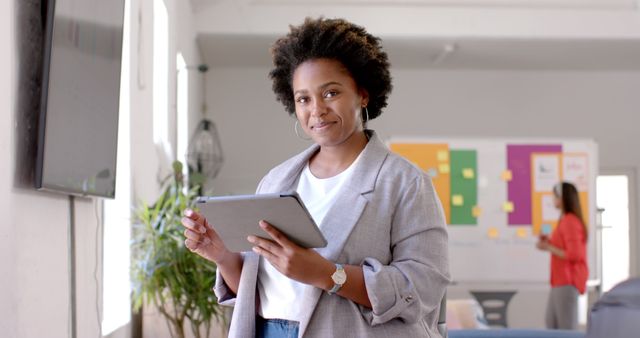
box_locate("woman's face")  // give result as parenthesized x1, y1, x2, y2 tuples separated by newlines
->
(553, 194, 562, 210)
(291, 58, 368, 148)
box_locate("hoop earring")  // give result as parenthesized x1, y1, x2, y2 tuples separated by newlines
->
(294, 120, 311, 141)
(362, 106, 370, 124)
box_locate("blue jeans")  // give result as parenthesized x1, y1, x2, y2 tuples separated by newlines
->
(256, 316, 299, 338)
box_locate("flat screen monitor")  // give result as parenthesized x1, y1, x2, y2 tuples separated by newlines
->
(35, 0, 126, 198)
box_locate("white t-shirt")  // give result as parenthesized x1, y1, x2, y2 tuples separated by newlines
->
(257, 153, 362, 320)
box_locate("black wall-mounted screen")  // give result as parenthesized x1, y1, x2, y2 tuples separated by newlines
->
(36, 0, 126, 198)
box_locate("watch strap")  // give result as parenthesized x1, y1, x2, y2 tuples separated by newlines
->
(328, 263, 345, 295)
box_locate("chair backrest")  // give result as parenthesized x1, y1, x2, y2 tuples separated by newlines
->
(438, 290, 447, 338)
(586, 278, 640, 338)
(469, 290, 516, 328)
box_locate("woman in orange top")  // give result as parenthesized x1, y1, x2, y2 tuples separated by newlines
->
(536, 182, 588, 330)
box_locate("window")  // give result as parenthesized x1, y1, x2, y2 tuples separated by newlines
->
(102, 0, 131, 334)
(153, 0, 172, 161)
(597, 174, 631, 293)
(176, 53, 189, 178)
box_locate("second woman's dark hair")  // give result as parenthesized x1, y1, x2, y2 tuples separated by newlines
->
(269, 17, 392, 121)
(554, 182, 588, 240)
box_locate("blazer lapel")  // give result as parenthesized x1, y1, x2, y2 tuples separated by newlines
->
(264, 144, 320, 193)
(298, 130, 389, 336)
(315, 186, 369, 261)
(316, 130, 389, 260)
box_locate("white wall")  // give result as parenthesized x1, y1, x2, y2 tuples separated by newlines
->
(2, 0, 205, 336)
(205, 67, 310, 195)
(1, 1, 103, 337)
(173, 0, 206, 169)
(209, 67, 640, 192)
(384, 70, 640, 166)
(1, 1, 17, 335)
(130, 0, 161, 205)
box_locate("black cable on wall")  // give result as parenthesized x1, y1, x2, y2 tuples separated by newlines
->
(68, 194, 77, 338)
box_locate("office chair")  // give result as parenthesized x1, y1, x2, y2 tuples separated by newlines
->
(469, 290, 516, 328)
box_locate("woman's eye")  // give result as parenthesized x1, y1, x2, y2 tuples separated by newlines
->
(296, 96, 309, 104)
(324, 90, 338, 98)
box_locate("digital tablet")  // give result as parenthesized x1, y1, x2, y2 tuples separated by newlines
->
(196, 192, 327, 252)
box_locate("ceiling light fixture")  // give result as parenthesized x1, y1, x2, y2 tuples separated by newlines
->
(432, 42, 458, 65)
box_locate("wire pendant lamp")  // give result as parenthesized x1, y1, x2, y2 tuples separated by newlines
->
(187, 119, 223, 180)
(186, 64, 223, 183)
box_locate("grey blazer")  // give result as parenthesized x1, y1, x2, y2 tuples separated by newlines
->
(213, 131, 450, 337)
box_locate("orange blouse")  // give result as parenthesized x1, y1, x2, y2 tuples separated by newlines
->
(549, 213, 588, 294)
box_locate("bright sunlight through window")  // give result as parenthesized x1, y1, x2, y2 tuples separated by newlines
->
(176, 53, 189, 177)
(102, 0, 131, 334)
(153, 0, 172, 161)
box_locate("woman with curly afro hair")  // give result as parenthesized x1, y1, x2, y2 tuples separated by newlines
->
(182, 17, 449, 338)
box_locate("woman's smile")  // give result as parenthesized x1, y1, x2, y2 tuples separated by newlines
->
(311, 121, 336, 131)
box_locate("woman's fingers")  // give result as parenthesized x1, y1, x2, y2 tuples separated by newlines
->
(184, 228, 207, 242)
(258, 220, 294, 248)
(252, 244, 277, 262)
(249, 221, 326, 283)
(249, 235, 284, 273)
(182, 209, 213, 252)
(248, 234, 278, 253)
(181, 209, 207, 234)
(182, 217, 206, 234)
(184, 235, 212, 251)
(180, 209, 235, 264)
(185, 238, 199, 251)
(184, 208, 200, 221)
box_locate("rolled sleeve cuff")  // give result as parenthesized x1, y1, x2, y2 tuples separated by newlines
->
(212, 269, 236, 307)
(360, 257, 419, 326)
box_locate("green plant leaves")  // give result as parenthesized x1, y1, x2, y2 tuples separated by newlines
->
(131, 161, 223, 338)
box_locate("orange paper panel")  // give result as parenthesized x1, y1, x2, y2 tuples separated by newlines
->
(390, 143, 451, 224)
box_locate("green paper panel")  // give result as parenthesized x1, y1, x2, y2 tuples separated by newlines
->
(450, 150, 478, 225)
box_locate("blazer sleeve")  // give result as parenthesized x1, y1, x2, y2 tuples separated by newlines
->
(360, 174, 450, 325)
(212, 255, 244, 307)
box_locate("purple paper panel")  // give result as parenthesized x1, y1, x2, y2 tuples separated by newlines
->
(507, 144, 562, 225)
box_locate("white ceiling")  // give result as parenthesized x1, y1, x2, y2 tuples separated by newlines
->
(190, 0, 637, 12)
(193, 0, 640, 70)
(198, 33, 640, 70)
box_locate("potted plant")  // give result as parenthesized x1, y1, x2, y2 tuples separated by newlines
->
(131, 161, 224, 338)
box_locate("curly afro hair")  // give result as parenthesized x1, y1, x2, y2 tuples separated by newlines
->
(269, 17, 392, 121)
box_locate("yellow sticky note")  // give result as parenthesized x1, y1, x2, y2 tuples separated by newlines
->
(462, 168, 475, 179)
(503, 201, 514, 213)
(516, 228, 528, 238)
(438, 163, 450, 174)
(472, 206, 482, 218)
(437, 150, 449, 162)
(501, 170, 513, 182)
(488, 227, 499, 239)
(452, 195, 464, 206)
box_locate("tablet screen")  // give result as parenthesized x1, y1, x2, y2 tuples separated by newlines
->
(196, 192, 327, 252)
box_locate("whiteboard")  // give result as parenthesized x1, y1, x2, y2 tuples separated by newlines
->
(388, 137, 598, 283)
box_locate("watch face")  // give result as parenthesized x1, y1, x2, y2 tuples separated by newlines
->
(332, 269, 347, 285)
